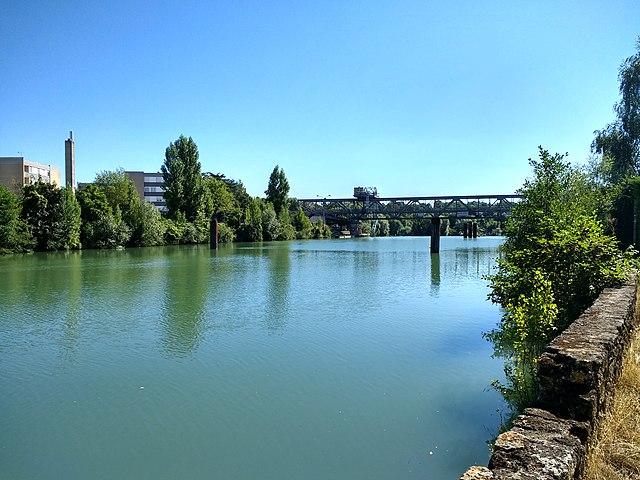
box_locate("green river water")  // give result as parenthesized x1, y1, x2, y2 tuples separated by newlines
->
(1, 236, 506, 479)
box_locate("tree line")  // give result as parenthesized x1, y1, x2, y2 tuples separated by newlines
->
(0, 136, 335, 254)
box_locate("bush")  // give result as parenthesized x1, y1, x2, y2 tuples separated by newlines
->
(486, 147, 636, 418)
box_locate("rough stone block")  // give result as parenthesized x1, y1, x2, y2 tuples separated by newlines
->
(488, 408, 587, 480)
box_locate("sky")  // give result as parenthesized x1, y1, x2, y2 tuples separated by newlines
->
(1, 1, 639, 199)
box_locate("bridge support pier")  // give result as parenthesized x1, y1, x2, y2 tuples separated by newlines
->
(463, 222, 469, 238)
(472, 222, 478, 238)
(430, 218, 441, 254)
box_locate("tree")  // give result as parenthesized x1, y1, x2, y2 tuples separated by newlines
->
(0, 184, 33, 253)
(21, 181, 81, 251)
(490, 147, 631, 328)
(261, 201, 282, 241)
(94, 168, 139, 219)
(60, 188, 81, 249)
(77, 184, 130, 249)
(162, 135, 204, 221)
(592, 38, 640, 184)
(238, 198, 263, 242)
(291, 207, 313, 239)
(203, 177, 235, 219)
(128, 201, 166, 247)
(486, 147, 635, 415)
(265, 165, 290, 215)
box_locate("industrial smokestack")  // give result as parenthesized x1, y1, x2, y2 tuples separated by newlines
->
(65, 132, 75, 191)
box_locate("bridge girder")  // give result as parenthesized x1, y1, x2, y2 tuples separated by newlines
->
(297, 194, 522, 223)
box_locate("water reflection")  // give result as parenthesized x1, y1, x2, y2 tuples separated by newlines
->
(1, 237, 506, 480)
(430, 253, 441, 296)
(161, 246, 209, 357)
(61, 251, 83, 365)
(264, 244, 291, 334)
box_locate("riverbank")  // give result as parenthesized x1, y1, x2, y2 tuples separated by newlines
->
(461, 277, 638, 479)
(583, 323, 640, 479)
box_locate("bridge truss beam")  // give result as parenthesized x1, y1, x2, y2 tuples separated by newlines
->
(297, 194, 522, 223)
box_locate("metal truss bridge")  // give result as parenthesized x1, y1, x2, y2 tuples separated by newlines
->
(297, 193, 522, 223)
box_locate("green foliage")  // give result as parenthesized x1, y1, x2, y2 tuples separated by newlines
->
(81, 212, 131, 249)
(94, 168, 139, 219)
(357, 220, 372, 236)
(376, 219, 390, 237)
(237, 199, 264, 242)
(60, 188, 81, 249)
(490, 147, 632, 329)
(592, 37, 640, 184)
(217, 223, 235, 243)
(77, 184, 130, 249)
(203, 177, 235, 220)
(291, 207, 313, 239)
(162, 211, 203, 245)
(76, 184, 110, 223)
(390, 219, 412, 236)
(312, 218, 332, 238)
(128, 201, 166, 247)
(21, 181, 81, 251)
(487, 147, 636, 418)
(485, 270, 557, 411)
(162, 135, 204, 221)
(261, 202, 282, 241)
(0, 184, 34, 253)
(265, 165, 290, 215)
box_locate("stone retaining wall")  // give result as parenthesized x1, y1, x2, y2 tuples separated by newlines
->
(460, 278, 638, 480)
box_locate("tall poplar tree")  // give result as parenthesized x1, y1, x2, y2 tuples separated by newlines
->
(162, 135, 204, 221)
(265, 165, 290, 215)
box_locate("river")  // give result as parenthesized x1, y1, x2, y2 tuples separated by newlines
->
(1, 236, 506, 479)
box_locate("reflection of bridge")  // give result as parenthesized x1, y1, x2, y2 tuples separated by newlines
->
(297, 194, 522, 253)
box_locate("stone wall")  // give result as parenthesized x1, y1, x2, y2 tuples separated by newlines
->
(460, 278, 638, 480)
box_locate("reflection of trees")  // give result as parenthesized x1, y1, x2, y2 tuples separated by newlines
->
(161, 246, 209, 356)
(264, 244, 291, 334)
(60, 251, 83, 363)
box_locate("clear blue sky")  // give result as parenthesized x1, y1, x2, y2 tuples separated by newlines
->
(1, 1, 639, 199)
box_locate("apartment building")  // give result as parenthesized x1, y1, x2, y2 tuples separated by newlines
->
(0, 157, 62, 192)
(125, 171, 167, 212)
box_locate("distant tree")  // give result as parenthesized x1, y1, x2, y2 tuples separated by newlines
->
(162, 135, 204, 221)
(312, 217, 333, 238)
(265, 165, 290, 215)
(21, 181, 81, 251)
(238, 198, 263, 242)
(94, 168, 139, 219)
(60, 188, 81, 249)
(0, 184, 33, 253)
(291, 207, 313, 239)
(203, 177, 235, 219)
(77, 184, 130, 248)
(128, 201, 166, 247)
(76, 184, 111, 224)
(592, 38, 640, 184)
(261, 202, 282, 241)
(374, 219, 390, 237)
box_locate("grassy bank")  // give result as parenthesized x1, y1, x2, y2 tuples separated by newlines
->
(583, 324, 640, 479)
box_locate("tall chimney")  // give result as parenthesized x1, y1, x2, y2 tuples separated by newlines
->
(65, 130, 75, 191)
